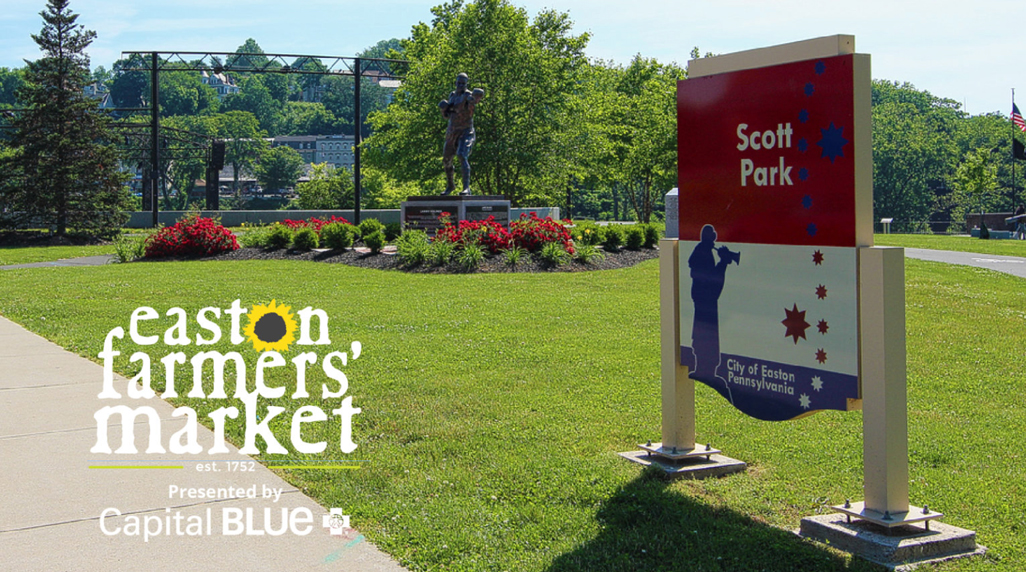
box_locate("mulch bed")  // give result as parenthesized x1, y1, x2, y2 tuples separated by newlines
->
(144, 245, 660, 274)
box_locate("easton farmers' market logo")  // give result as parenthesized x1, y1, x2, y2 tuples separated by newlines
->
(90, 299, 362, 456)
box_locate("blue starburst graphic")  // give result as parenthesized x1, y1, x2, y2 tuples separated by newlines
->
(816, 122, 848, 163)
(799, 168, 809, 181)
(802, 195, 813, 209)
(799, 109, 809, 123)
(798, 138, 808, 152)
(807, 223, 818, 237)
(804, 83, 815, 96)
(815, 61, 826, 75)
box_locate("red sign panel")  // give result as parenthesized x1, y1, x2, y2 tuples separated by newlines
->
(678, 55, 856, 247)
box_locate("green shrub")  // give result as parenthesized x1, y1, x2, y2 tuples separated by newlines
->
(429, 240, 456, 266)
(642, 223, 661, 248)
(456, 243, 485, 271)
(570, 220, 602, 246)
(574, 242, 605, 264)
(396, 230, 430, 266)
(320, 222, 356, 250)
(359, 218, 385, 239)
(112, 233, 146, 263)
(601, 225, 623, 252)
(503, 245, 529, 267)
(384, 222, 402, 242)
(363, 230, 386, 253)
(539, 241, 570, 266)
(238, 225, 273, 248)
(292, 227, 319, 250)
(266, 223, 294, 249)
(624, 225, 645, 250)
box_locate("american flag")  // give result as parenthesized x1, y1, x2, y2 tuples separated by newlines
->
(1013, 103, 1026, 132)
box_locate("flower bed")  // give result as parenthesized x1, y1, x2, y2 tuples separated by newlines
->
(143, 215, 239, 258)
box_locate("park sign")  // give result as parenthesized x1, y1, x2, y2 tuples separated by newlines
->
(676, 37, 873, 421)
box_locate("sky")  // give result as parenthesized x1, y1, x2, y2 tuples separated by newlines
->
(0, 0, 1021, 116)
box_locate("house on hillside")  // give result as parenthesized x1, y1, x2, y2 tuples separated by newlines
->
(201, 71, 241, 99)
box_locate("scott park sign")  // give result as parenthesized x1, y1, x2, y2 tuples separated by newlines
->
(620, 35, 983, 568)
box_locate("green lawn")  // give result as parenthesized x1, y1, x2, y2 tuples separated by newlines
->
(0, 244, 115, 266)
(875, 233, 1026, 257)
(0, 258, 1020, 571)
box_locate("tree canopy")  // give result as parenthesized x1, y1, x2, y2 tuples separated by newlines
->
(0, 0, 128, 236)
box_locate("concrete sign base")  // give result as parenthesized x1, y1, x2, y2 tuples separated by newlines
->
(799, 513, 985, 571)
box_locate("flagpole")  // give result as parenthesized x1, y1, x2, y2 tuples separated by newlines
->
(1013, 89, 1017, 207)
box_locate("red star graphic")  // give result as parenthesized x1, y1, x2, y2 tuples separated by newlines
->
(812, 250, 824, 265)
(815, 348, 827, 363)
(816, 285, 827, 299)
(782, 304, 811, 344)
(817, 320, 829, 334)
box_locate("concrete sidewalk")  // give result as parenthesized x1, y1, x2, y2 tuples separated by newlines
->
(903, 248, 1026, 279)
(0, 316, 405, 572)
(0, 254, 115, 270)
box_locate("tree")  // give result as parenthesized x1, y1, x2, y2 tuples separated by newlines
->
(256, 146, 304, 192)
(293, 163, 353, 209)
(110, 53, 149, 110)
(216, 110, 268, 195)
(951, 148, 999, 229)
(222, 75, 282, 134)
(364, 0, 590, 205)
(160, 115, 219, 209)
(0, 0, 128, 237)
(159, 67, 219, 117)
(0, 67, 25, 108)
(281, 101, 339, 135)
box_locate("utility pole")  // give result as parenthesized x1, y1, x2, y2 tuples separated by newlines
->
(353, 57, 362, 224)
(150, 52, 159, 228)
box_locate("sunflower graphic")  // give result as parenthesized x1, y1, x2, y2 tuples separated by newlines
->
(244, 300, 298, 352)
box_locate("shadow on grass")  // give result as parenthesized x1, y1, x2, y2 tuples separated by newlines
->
(547, 467, 880, 572)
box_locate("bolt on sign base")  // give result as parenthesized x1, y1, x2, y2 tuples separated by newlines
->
(618, 444, 746, 479)
(799, 512, 986, 571)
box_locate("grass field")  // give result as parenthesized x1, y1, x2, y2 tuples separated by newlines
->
(0, 255, 1022, 571)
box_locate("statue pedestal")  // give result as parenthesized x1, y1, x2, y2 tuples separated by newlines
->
(401, 195, 510, 235)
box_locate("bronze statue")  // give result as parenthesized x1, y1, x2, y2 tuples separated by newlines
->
(439, 73, 484, 195)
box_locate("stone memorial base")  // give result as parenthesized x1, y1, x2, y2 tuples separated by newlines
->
(401, 195, 510, 236)
(799, 513, 985, 570)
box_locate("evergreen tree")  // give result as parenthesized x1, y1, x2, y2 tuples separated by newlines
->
(0, 0, 128, 237)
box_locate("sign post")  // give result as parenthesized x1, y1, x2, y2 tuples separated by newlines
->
(622, 35, 982, 567)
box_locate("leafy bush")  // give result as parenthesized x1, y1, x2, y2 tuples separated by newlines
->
(238, 224, 274, 248)
(292, 227, 320, 250)
(359, 218, 385, 239)
(143, 214, 239, 258)
(384, 222, 402, 242)
(570, 220, 602, 246)
(642, 223, 661, 248)
(624, 225, 645, 250)
(574, 242, 606, 264)
(113, 232, 146, 263)
(539, 241, 570, 266)
(503, 245, 529, 267)
(266, 224, 294, 249)
(320, 222, 357, 250)
(601, 225, 623, 252)
(510, 213, 574, 254)
(363, 230, 386, 253)
(456, 243, 485, 271)
(396, 230, 431, 266)
(429, 240, 456, 266)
